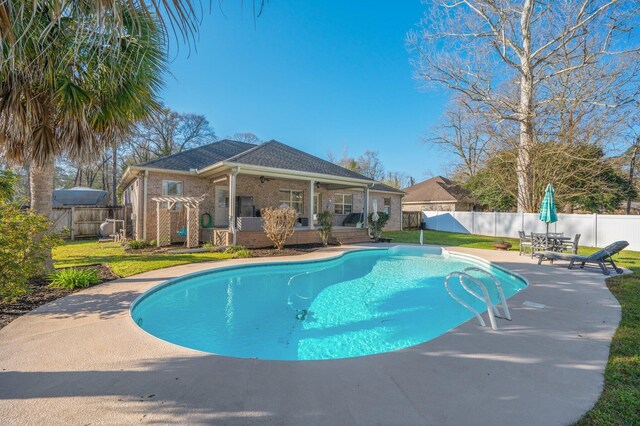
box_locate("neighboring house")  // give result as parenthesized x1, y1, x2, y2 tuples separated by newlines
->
(402, 176, 475, 212)
(119, 139, 404, 248)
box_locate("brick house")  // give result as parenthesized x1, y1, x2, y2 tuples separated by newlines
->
(402, 176, 475, 212)
(119, 139, 404, 248)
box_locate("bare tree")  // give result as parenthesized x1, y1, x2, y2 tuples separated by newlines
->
(408, 0, 640, 212)
(427, 97, 494, 178)
(231, 132, 262, 144)
(124, 105, 217, 165)
(357, 150, 385, 180)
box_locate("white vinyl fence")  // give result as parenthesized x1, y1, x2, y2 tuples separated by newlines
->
(423, 211, 640, 251)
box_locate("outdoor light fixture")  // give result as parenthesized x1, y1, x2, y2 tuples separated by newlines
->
(316, 182, 321, 189)
(260, 176, 266, 183)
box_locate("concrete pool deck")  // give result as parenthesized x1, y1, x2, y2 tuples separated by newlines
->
(0, 245, 621, 425)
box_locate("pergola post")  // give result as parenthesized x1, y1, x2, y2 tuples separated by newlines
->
(186, 204, 200, 248)
(309, 180, 315, 230)
(156, 202, 171, 247)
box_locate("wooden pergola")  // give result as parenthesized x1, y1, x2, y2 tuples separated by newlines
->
(151, 195, 206, 248)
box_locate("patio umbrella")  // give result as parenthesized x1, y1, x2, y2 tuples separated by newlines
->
(539, 183, 558, 235)
(371, 199, 379, 223)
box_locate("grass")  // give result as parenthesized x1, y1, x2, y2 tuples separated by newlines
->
(53, 240, 235, 277)
(384, 229, 639, 425)
(383, 229, 520, 250)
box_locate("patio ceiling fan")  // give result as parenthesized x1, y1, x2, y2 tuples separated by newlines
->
(259, 176, 275, 183)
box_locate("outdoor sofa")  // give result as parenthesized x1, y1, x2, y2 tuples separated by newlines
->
(535, 240, 628, 275)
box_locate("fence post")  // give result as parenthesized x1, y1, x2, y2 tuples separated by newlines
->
(70, 207, 75, 241)
(594, 213, 598, 248)
(494, 211, 497, 237)
(471, 210, 475, 235)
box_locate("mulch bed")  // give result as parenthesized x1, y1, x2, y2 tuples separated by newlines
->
(0, 265, 118, 330)
(249, 243, 325, 257)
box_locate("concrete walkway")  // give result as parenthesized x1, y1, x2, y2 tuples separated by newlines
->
(0, 245, 621, 425)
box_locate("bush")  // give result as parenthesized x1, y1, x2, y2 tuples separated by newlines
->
(126, 240, 150, 250)
(261, 207, 297, 250)
(149, 239, 157, 247)
(317, 211, 333, 246)
(49, 268, 101, 290)
(0, 171, 61, 302)
(225, 245, 251, 258)
(368, 212, 390, 240)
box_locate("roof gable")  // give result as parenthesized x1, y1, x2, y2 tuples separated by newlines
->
(402, 176, 472, 203)
(226, 140, 374, 181)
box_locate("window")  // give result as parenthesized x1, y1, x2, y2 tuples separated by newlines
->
(334, 193, 353, 215)
(279, 189, 303, 213)
(162, 180, 183, 209)
(384, 197, 391, 216)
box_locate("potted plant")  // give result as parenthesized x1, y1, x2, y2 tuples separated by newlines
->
(492, 240, 513, 251)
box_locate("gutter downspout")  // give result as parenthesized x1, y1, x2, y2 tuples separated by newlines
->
(142, 170, 149, 241)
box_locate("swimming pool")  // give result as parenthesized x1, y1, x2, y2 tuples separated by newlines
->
(131, 246, 527, 360)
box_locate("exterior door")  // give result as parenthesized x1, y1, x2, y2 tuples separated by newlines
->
(215, 186, 229, 227)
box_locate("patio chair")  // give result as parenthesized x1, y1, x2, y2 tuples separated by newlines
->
(562, 233, 581, 254)
(535, 240, 628, 275)
(530, 233, 550, 258)
(518, 231, 532, 256)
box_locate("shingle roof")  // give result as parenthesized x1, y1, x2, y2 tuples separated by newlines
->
(402, 176, 473, 203)
(138, 139, 255, 171)
(370, 182, 404, 194)
(225, 140, 373, 181)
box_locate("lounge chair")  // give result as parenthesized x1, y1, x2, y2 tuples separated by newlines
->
(535, 241, 628, 275)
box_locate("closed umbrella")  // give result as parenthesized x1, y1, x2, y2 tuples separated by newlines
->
(372, 199, 379, 223)
(539, 183, 558, 235)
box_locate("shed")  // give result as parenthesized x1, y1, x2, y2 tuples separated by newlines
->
(402, 176, 475, 212)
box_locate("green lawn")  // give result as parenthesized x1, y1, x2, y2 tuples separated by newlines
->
(384, 230, 639, 425)
(53, 241, 235, 277)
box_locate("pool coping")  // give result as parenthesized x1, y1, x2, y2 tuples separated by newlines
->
(0, 244, 621, 425)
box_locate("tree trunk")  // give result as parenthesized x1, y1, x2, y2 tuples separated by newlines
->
(627, 136, 640, 214)
(516, 0, 535, 213)
(30, 155, 55, 273)
(112, 139, 118, 206)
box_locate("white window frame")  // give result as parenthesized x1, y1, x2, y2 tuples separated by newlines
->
(279, 189, 304, 213)
(384, 197, 392, 216)
(162, 180, 183, 209)
(334, 193, 353, 215)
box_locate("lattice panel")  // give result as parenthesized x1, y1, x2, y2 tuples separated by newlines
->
(186, 207, 200, 248)
(157, 208, 171, 247)
(212, 230, 228, 246)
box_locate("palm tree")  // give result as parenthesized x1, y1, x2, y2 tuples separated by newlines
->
(0, 2, 166, 270)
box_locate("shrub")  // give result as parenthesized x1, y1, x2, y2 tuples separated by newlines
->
(0, 171, 61, 302)
(368, 212, 390, 240)
(224, 245, 251, 258)
(317, 211, 333, 246)
(49, 268, 101, 290)
(261, 207, 297, 250)
(149, 239, 157, 247)
(126, 240, 150, 250)
(201, 242, 213, 249)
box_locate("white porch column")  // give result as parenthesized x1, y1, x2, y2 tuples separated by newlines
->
(363, 186, 369, 227)
(309, 180, 315, 230)
(228, 171, 237, 244)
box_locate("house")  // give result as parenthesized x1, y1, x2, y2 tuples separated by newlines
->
(402, 176, 475, 212)
(119, 139, 404, 248)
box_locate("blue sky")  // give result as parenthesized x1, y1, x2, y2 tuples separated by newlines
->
(161, 1, 449, 181)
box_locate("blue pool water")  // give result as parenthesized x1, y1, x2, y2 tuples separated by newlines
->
(131, 247, 527, 360)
